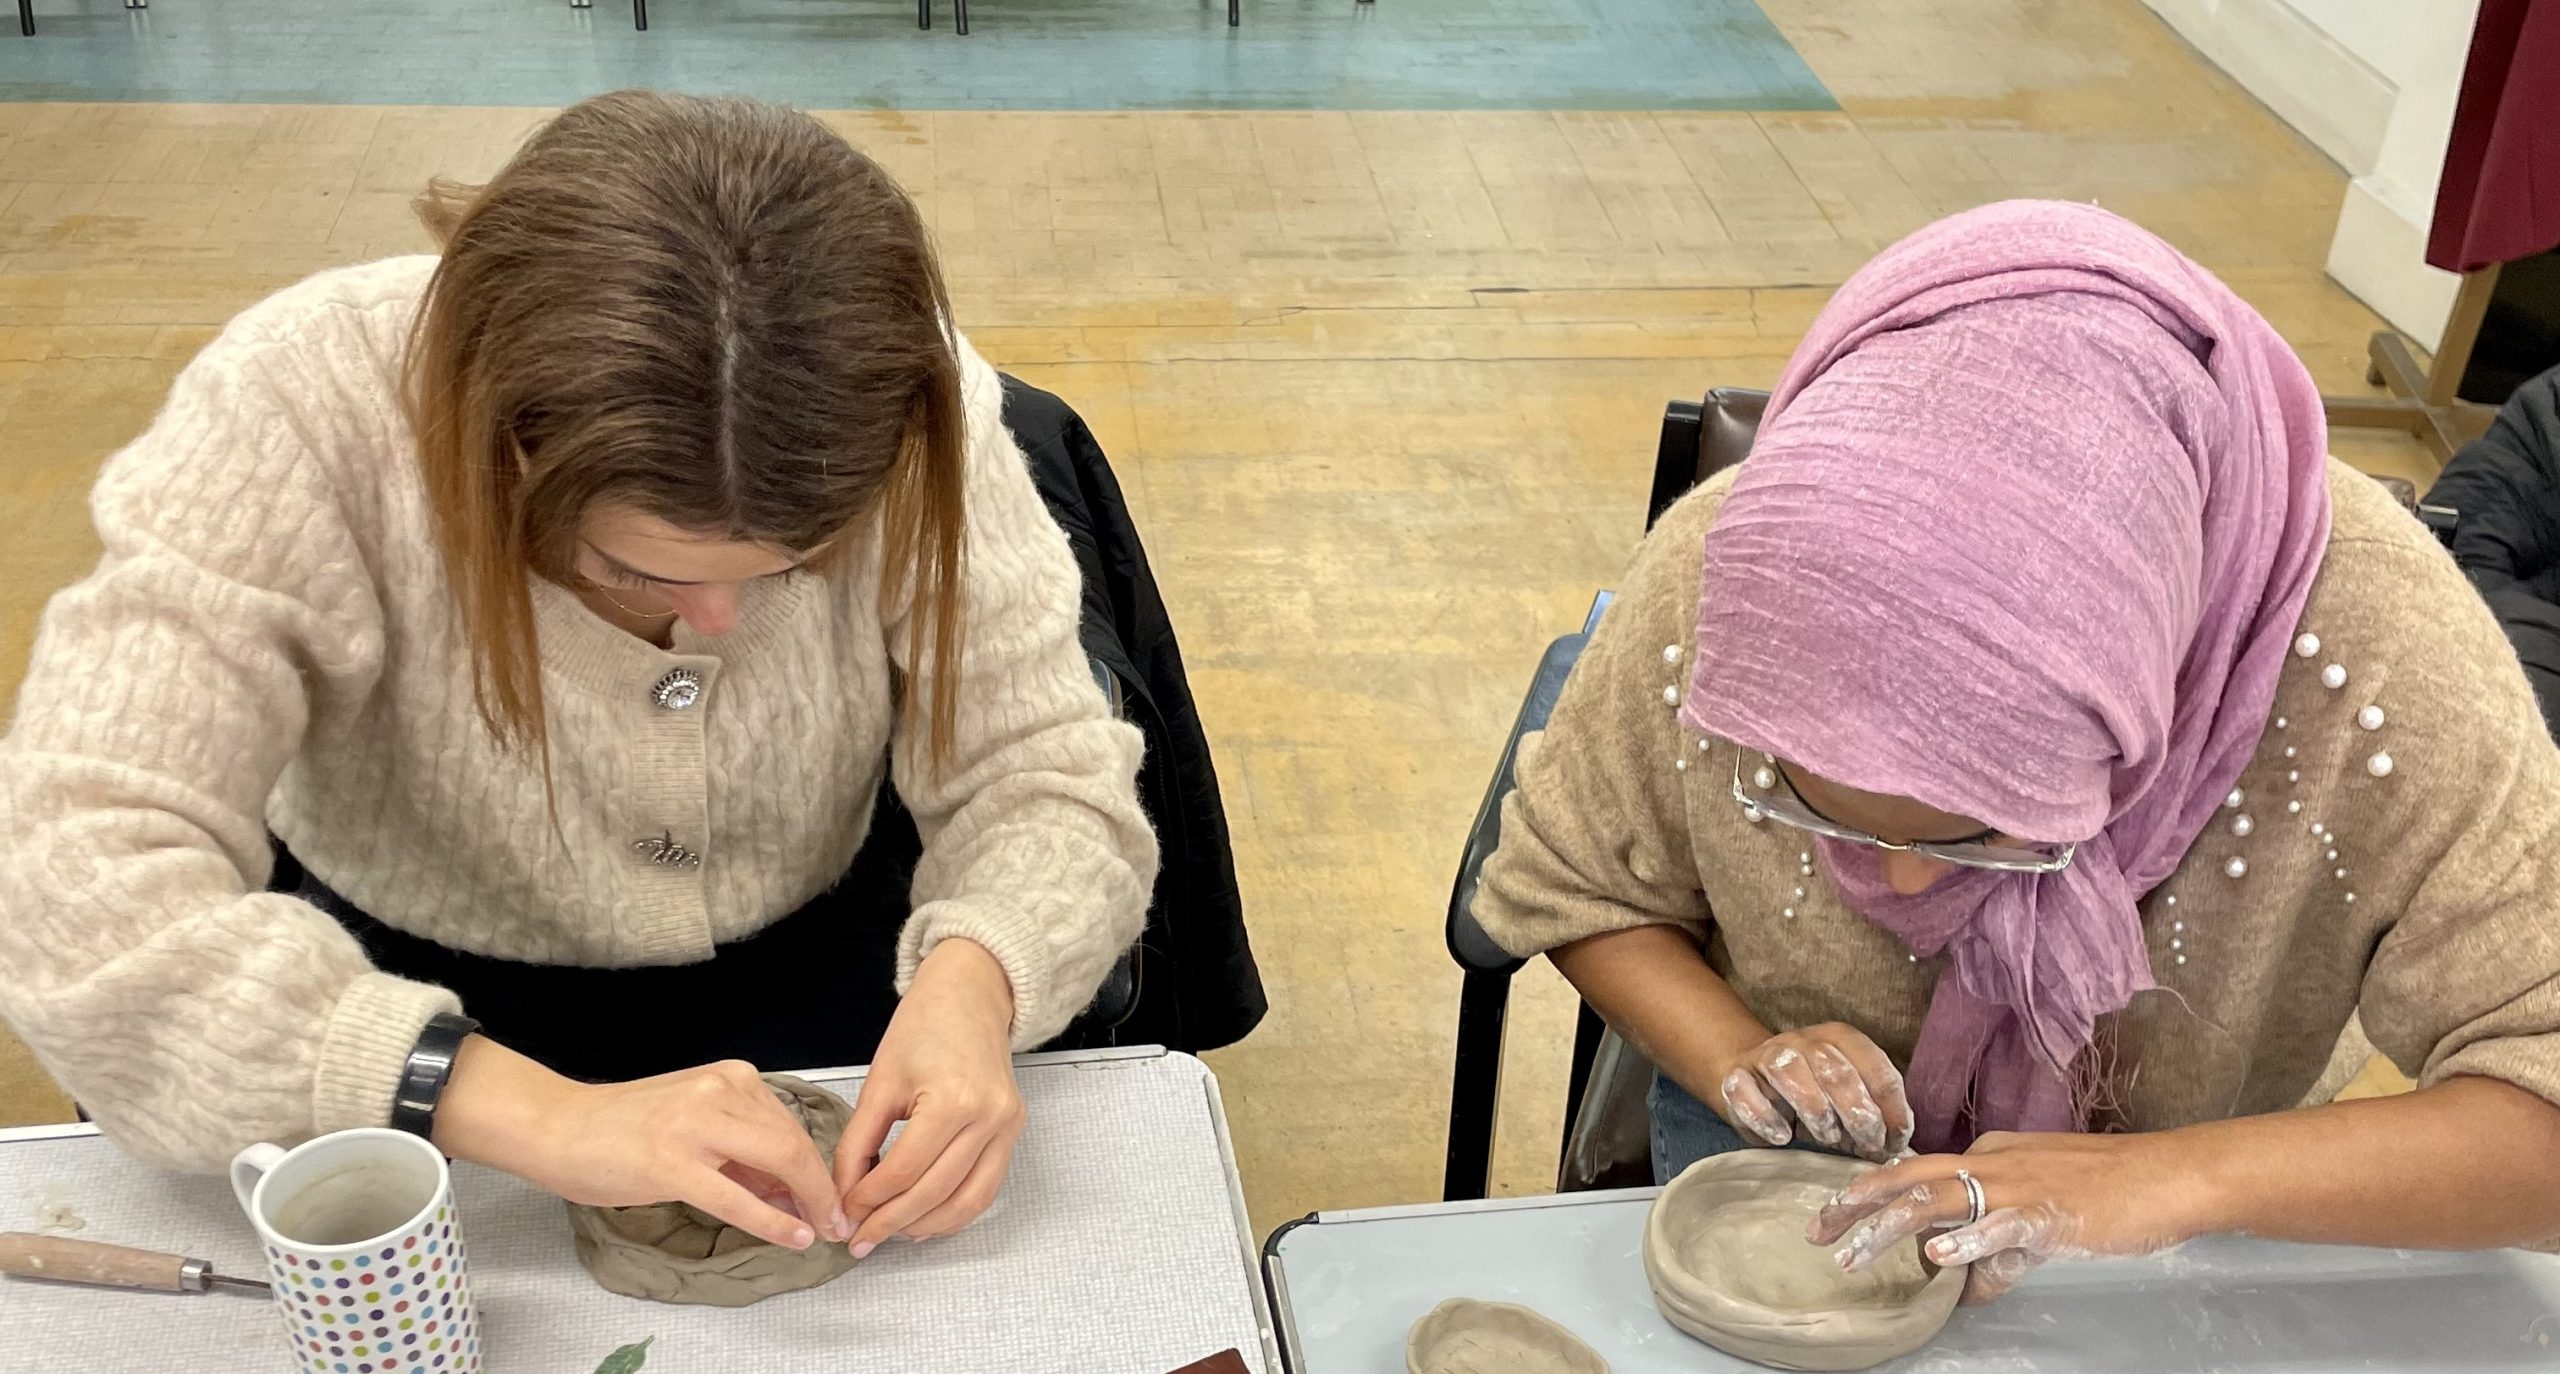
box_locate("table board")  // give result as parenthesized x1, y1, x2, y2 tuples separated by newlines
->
(0, 1047, 1277, 1374)
(1264, 1187, 2560, 1371)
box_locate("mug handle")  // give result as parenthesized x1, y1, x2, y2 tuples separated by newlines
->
(229, 1143, 289, 1221)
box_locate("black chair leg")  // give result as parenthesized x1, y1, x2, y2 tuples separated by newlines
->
(633, 0, 647, 29)
(916, 0, 929, 28)
(954, 0, 967, 34)
(1556, 1001, 1605, 1163)
(18, 0, 33, 37)
(1228, 0, 1238, 24)
(1443, 967, 1513, 1202)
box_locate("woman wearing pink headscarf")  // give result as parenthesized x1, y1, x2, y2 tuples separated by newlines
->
(1476, 201, 2560, 1302)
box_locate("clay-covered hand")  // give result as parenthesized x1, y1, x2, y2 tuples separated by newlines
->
(434, 1038, 850, 1251)
(1715, 1022, 1915, 1161)
(835, 937, 1027, 1256)
(1807, 1130, 2209, 1303)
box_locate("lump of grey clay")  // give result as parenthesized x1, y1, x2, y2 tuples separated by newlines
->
(1642, 1150, 1964, 1372)
(1405, 1298, 1610, 1374)
(565, 1073, 863, 1307)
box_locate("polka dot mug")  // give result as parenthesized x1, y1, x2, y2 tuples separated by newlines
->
(230, 1129, 482, 1374)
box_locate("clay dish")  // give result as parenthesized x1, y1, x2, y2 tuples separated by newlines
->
(1643, 1150, 1963, 1372)
(1405, 1297, 1611, 1374)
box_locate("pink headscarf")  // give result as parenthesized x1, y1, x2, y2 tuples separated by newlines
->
(1680, 201, 2331, 1152)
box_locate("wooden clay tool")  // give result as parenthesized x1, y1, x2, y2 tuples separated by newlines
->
(0, 1233, 270, 1295)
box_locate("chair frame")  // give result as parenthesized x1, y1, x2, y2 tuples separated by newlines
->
(1439, 388, 1761, 1202)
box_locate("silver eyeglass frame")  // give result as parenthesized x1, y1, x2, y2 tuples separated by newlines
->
(1731, 753, 2077, 875)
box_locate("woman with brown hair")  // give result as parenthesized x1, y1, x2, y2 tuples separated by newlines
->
(0, 91, 1156, 1261)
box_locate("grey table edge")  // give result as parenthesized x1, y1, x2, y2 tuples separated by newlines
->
(4, 1043, 1286, 1374)
(1262, 1186, 1663, 1372)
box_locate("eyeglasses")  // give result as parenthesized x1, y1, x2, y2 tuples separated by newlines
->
(1730, 754, 2077, 875)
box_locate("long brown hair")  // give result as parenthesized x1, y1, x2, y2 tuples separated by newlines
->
(407, 90, 967, 779)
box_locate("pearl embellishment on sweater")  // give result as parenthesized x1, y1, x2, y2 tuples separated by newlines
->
(1662, 644, 1682, 663)
(2322, 664, 2348, 690)
(2225, 789, 2244, 809)
(2359, 705, 2385, 730)
(1754, 766, 1776, 791)
(2230, 814, 2254, 837)
(2295, 633, 2321, 658)
(1662, 685, 1680, 706)
(2225, 856, 2248, 879)
(2368, 752, 2394, 778)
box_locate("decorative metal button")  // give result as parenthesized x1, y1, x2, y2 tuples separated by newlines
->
(652, 667, 704, 712)
(633, 830, 703, 868)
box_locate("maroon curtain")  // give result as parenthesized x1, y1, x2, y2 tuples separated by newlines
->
(2428, 0, 2560, 274)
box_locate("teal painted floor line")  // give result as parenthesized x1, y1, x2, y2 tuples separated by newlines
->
(0, 0, 1834, 111)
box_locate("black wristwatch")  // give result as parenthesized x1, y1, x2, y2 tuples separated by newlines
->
(391, 1012, 483, 1141)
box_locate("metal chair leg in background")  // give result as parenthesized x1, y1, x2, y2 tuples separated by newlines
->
(19, 0, 35, 37)
(633, 0, 647, 29)
(917, 0, 929, 27)
(1230, 0, 1239, 25)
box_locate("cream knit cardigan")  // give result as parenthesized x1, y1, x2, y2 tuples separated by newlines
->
(0, 257, 1158, 1171)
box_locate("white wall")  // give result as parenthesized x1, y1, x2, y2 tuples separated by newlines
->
(2142, 0, 2399, 172)
(2323, 1, 2478, 353)
(2141, 0, 2482, 351)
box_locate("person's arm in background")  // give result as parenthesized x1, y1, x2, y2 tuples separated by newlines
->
(1474, 484, 1915, 1163)
(1817, 538, 2560, 1301)
(833, 339, 1158, 1254)
(2422, 361, 2560, 600)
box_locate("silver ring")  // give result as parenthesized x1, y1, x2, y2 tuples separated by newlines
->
(1956, 1168, 1987, 1227)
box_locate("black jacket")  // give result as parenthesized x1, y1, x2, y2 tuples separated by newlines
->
(2426, 363, 2560, 740)
(998, 375, 1265, 1052)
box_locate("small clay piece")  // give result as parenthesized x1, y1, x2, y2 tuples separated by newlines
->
(1643, 1150, 1963, 1372)
(1405, 1298, 1610, 1374)
(566, 1073, 862, 1307)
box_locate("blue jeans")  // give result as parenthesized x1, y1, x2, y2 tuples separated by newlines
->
(1648, 1070, 1838, 1184)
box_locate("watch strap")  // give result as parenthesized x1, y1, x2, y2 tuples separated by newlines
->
(390, 1012, 482, 1140)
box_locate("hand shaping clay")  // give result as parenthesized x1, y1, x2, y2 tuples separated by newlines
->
(1642, 1150, 1963, 1372)
(1405, 1298, 1610, 1374)
(565, 1073, 863, 1307)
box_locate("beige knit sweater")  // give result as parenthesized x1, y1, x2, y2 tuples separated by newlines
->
(1477, 465, 2560, 1132)
(0, 258, 1158, 1172)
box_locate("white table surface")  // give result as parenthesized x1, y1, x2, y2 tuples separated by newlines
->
(1264, 1187, 2560, 1372)
(0, 1046, 1276, 1374)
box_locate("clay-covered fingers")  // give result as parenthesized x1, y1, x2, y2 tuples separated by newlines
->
(1754, 1043, 1848, 1148)
(1719, 1066, 1795, 1146)
(1808, 1156, 1976, 1268)
(1801, 1042, 1894, 1159)
(1824, 1033, 1916, 1158)
(1832, 1177, 1976, 1272)
(1957, 1247, 2042, 1304)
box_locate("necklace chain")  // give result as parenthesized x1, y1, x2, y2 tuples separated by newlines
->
(578, 577, 679, 622)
